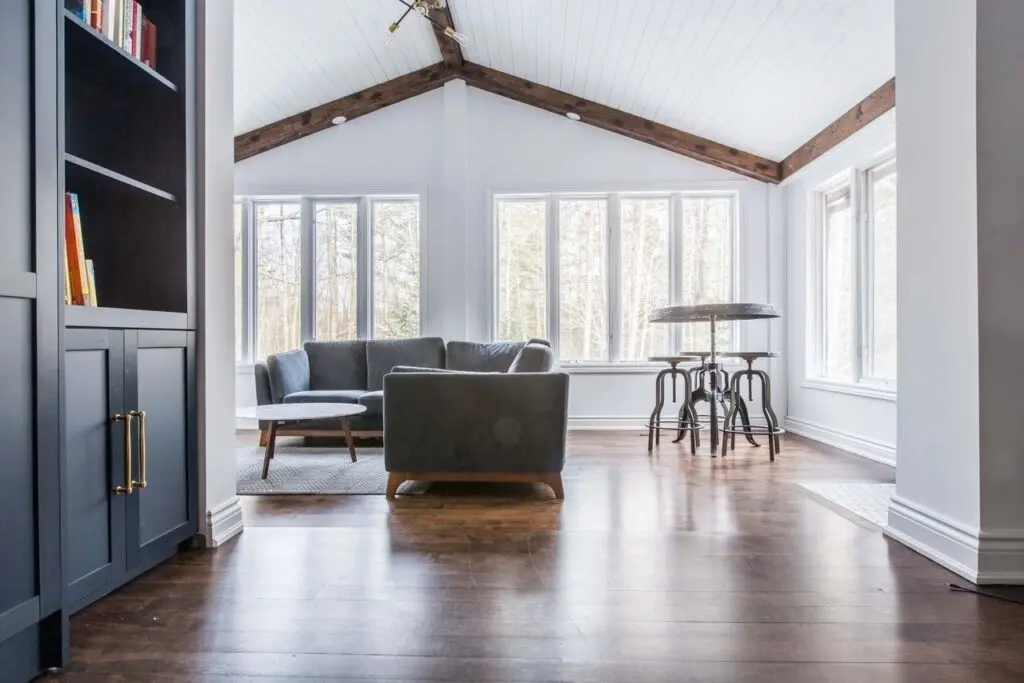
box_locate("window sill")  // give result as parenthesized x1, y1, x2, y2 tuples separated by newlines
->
(802, 378, 897, 401)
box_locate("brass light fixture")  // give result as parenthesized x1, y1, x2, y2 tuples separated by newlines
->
(387, 0, 468, 47)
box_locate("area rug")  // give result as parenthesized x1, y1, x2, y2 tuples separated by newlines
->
(796, 481, 895, 530)
(236, 445, 429, 495)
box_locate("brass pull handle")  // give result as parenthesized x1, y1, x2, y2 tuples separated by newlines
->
(130, 410, 147, 489)
(112, 413, 134, 495)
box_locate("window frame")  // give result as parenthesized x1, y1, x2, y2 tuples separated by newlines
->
(807, 150, 897, 397)
(234, 194, 423, 367)
(492, 190, 740, 366)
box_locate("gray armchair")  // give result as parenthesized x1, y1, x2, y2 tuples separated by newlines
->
(383, 342, 569, 499)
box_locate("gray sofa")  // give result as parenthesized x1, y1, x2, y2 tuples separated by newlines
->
(255, 339, 568, 499)
(384, 341, 568, 499)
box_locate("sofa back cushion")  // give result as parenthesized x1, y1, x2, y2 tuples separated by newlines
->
(304, 340, 368, 390)
(266, 349, 310, 403)
(366, 337, 445, 390)
(508, 342, 556, 373)
(446, 340, 525, 372)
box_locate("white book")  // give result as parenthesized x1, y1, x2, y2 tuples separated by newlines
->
(102, 0, 116, 40)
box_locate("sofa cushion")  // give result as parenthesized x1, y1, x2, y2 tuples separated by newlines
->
(509, 343, 556, 373)
(357, 390, 384, 416)
(366, 337, 445, 390)
(266, 349, 310, 403)
(304, 340, 368, 390)
(283, 389, 367, 404)
(446, 340, 525, 372)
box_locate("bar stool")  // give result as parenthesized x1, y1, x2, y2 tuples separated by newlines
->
(674, 350, 758, 448)
(647, 356, 701, 454)
(719, 352, 784, 460)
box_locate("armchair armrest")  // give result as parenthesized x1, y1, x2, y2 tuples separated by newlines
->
(383, 371, 569, 473)
(265, 349, 310, 403)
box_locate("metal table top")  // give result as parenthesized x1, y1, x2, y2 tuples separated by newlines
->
(649, 303, 782, 323)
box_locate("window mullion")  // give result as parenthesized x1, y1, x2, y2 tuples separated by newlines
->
(607, 194, 621, 363)
(670, 193, 683, 354)
(300, 197, 315, 344)
(357, 198, 372, 339)
(242, 198, 254, 364)
(547, 196, 559, 354)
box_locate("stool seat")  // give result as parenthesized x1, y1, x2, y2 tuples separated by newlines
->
(719, 351, 779, 361)
(648, 355, 702, 364)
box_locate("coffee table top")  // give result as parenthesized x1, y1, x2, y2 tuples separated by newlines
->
(236, 403, 367, 422)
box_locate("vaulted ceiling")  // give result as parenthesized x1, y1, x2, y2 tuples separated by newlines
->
(235, 0, 895, 173)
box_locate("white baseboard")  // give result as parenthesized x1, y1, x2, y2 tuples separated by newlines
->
(202, 496, 244, 548)
(885, 496, 1024, 585)
(567, 415, 648, 431)
(785, 416, 896, 467)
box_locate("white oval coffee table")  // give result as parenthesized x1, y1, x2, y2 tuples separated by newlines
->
(236, 403, 368, 479)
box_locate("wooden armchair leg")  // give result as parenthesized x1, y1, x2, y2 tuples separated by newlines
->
(258, 429, 269, 447)
(386, 473, 405, 499)
(542, 474, 565, 500)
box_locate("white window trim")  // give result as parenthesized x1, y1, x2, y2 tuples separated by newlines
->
(492, 190, 741, 366)
(806, 150, 897, 396)
(235, 194, 422, 366)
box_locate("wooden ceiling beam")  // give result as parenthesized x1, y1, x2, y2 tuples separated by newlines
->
(458, 62, 781, 183)
(781, 78, 896, 180)
(428, 5, 463, 69)
(234, 63, 454, 162)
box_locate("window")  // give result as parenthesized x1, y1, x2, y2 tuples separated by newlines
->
(235, 195, 421, 364)
(811, 155, 897, 389)
(494, 192, 738, 363)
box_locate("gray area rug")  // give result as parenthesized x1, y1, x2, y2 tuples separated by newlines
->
(236, 445, 429, 495)
(797, 481, 895, 530)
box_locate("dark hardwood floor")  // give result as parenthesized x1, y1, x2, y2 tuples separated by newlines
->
(55, 432, 1024, 682)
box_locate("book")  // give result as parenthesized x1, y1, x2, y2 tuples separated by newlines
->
(85, 260, 98, 307)
(142, 17, 157, 68)
(63, 246, 72, 305)
(132, 2, 143, 59)
(64, 193, 90, 306)
(123, 0, 134, 54)
(90, 0, 103, 30)
(102, 0, 117, 41)
(68, 0, 85, 21)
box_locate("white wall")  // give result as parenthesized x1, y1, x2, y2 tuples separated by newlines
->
(234, 81, 783, 428)
(197, 0, 242, 546)
(782, 110, 898, 465)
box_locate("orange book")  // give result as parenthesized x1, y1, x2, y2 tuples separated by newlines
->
(64, 193, 90, 306)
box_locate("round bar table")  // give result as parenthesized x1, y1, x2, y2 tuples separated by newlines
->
(649, 303, 781, 453)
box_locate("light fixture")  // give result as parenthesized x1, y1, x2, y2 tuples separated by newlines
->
(331, 116, 347, 125)
(565, 112, 581, 121)
(387, 0, 468, 47)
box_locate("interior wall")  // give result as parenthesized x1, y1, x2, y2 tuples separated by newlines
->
(782, 110, 898, 465)
(234, 81, 783, 428)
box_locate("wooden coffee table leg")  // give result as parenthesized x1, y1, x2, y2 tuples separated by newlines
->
(261, 421, 279, 480)
(342, 418, 357, 463)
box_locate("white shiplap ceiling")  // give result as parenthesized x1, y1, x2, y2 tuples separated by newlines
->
(234, 0, 895, 161)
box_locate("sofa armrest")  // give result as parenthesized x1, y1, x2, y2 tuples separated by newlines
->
(383, 371, 569, 473)
(252, 362, 275, 430)
(266, 349, 310, 403)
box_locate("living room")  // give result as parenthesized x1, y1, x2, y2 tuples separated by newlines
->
(4, 1, 1024, 681)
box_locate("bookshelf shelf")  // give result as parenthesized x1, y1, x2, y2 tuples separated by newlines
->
(63, 9, 177, 93)
(66, 153, 176, 202)
(64, 305, 189, 330)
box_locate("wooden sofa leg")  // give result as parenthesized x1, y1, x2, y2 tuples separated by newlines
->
(543, 474, 565, 500)
(386, 473, 404, 500)
(258, 429, 269, 447)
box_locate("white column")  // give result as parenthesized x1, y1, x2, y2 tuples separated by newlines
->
(196, 0, 243, 547)
(887, 0, 1024, 584)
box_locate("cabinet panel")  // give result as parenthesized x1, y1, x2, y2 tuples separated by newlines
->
(126, 331, 196, 573)
(64, 330, 126, 610)
(0, 0, 32, 275)
(0, 299, 37, 620)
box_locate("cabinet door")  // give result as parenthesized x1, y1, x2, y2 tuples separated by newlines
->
(63, 329, 127, 611)
(125, 330, 196, 575)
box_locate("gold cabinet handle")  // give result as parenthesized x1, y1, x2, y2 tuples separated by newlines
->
(112, 413, 134, 495)
(130, 409, 148, 489)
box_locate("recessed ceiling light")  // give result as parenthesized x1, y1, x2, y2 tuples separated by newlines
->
(332, 116, 347, 125)
(565, 112, 581, 121)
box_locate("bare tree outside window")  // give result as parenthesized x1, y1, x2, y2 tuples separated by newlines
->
(679, 197, 735, 352)
(823, 188, 855, 379)
(869, 163, 897, 380)
(620, 197, 670, 360)
(559, 198, 608, 361)
(497, 199, 547, 341)
(255, 203, 302, 360)
(373, 201, 420, 339)
(314, 203, 358, 341)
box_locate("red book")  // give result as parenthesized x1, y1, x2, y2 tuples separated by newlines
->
(143, 19, 157, 68)
(90, 0, 103, 30)
(132, 2, 143, 58)
(64, 193, 89, 306)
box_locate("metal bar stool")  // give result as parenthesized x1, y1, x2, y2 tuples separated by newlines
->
(719, 352, 784, 460)
(647, 356, 701, 454)
(675, 350, 758, 448)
